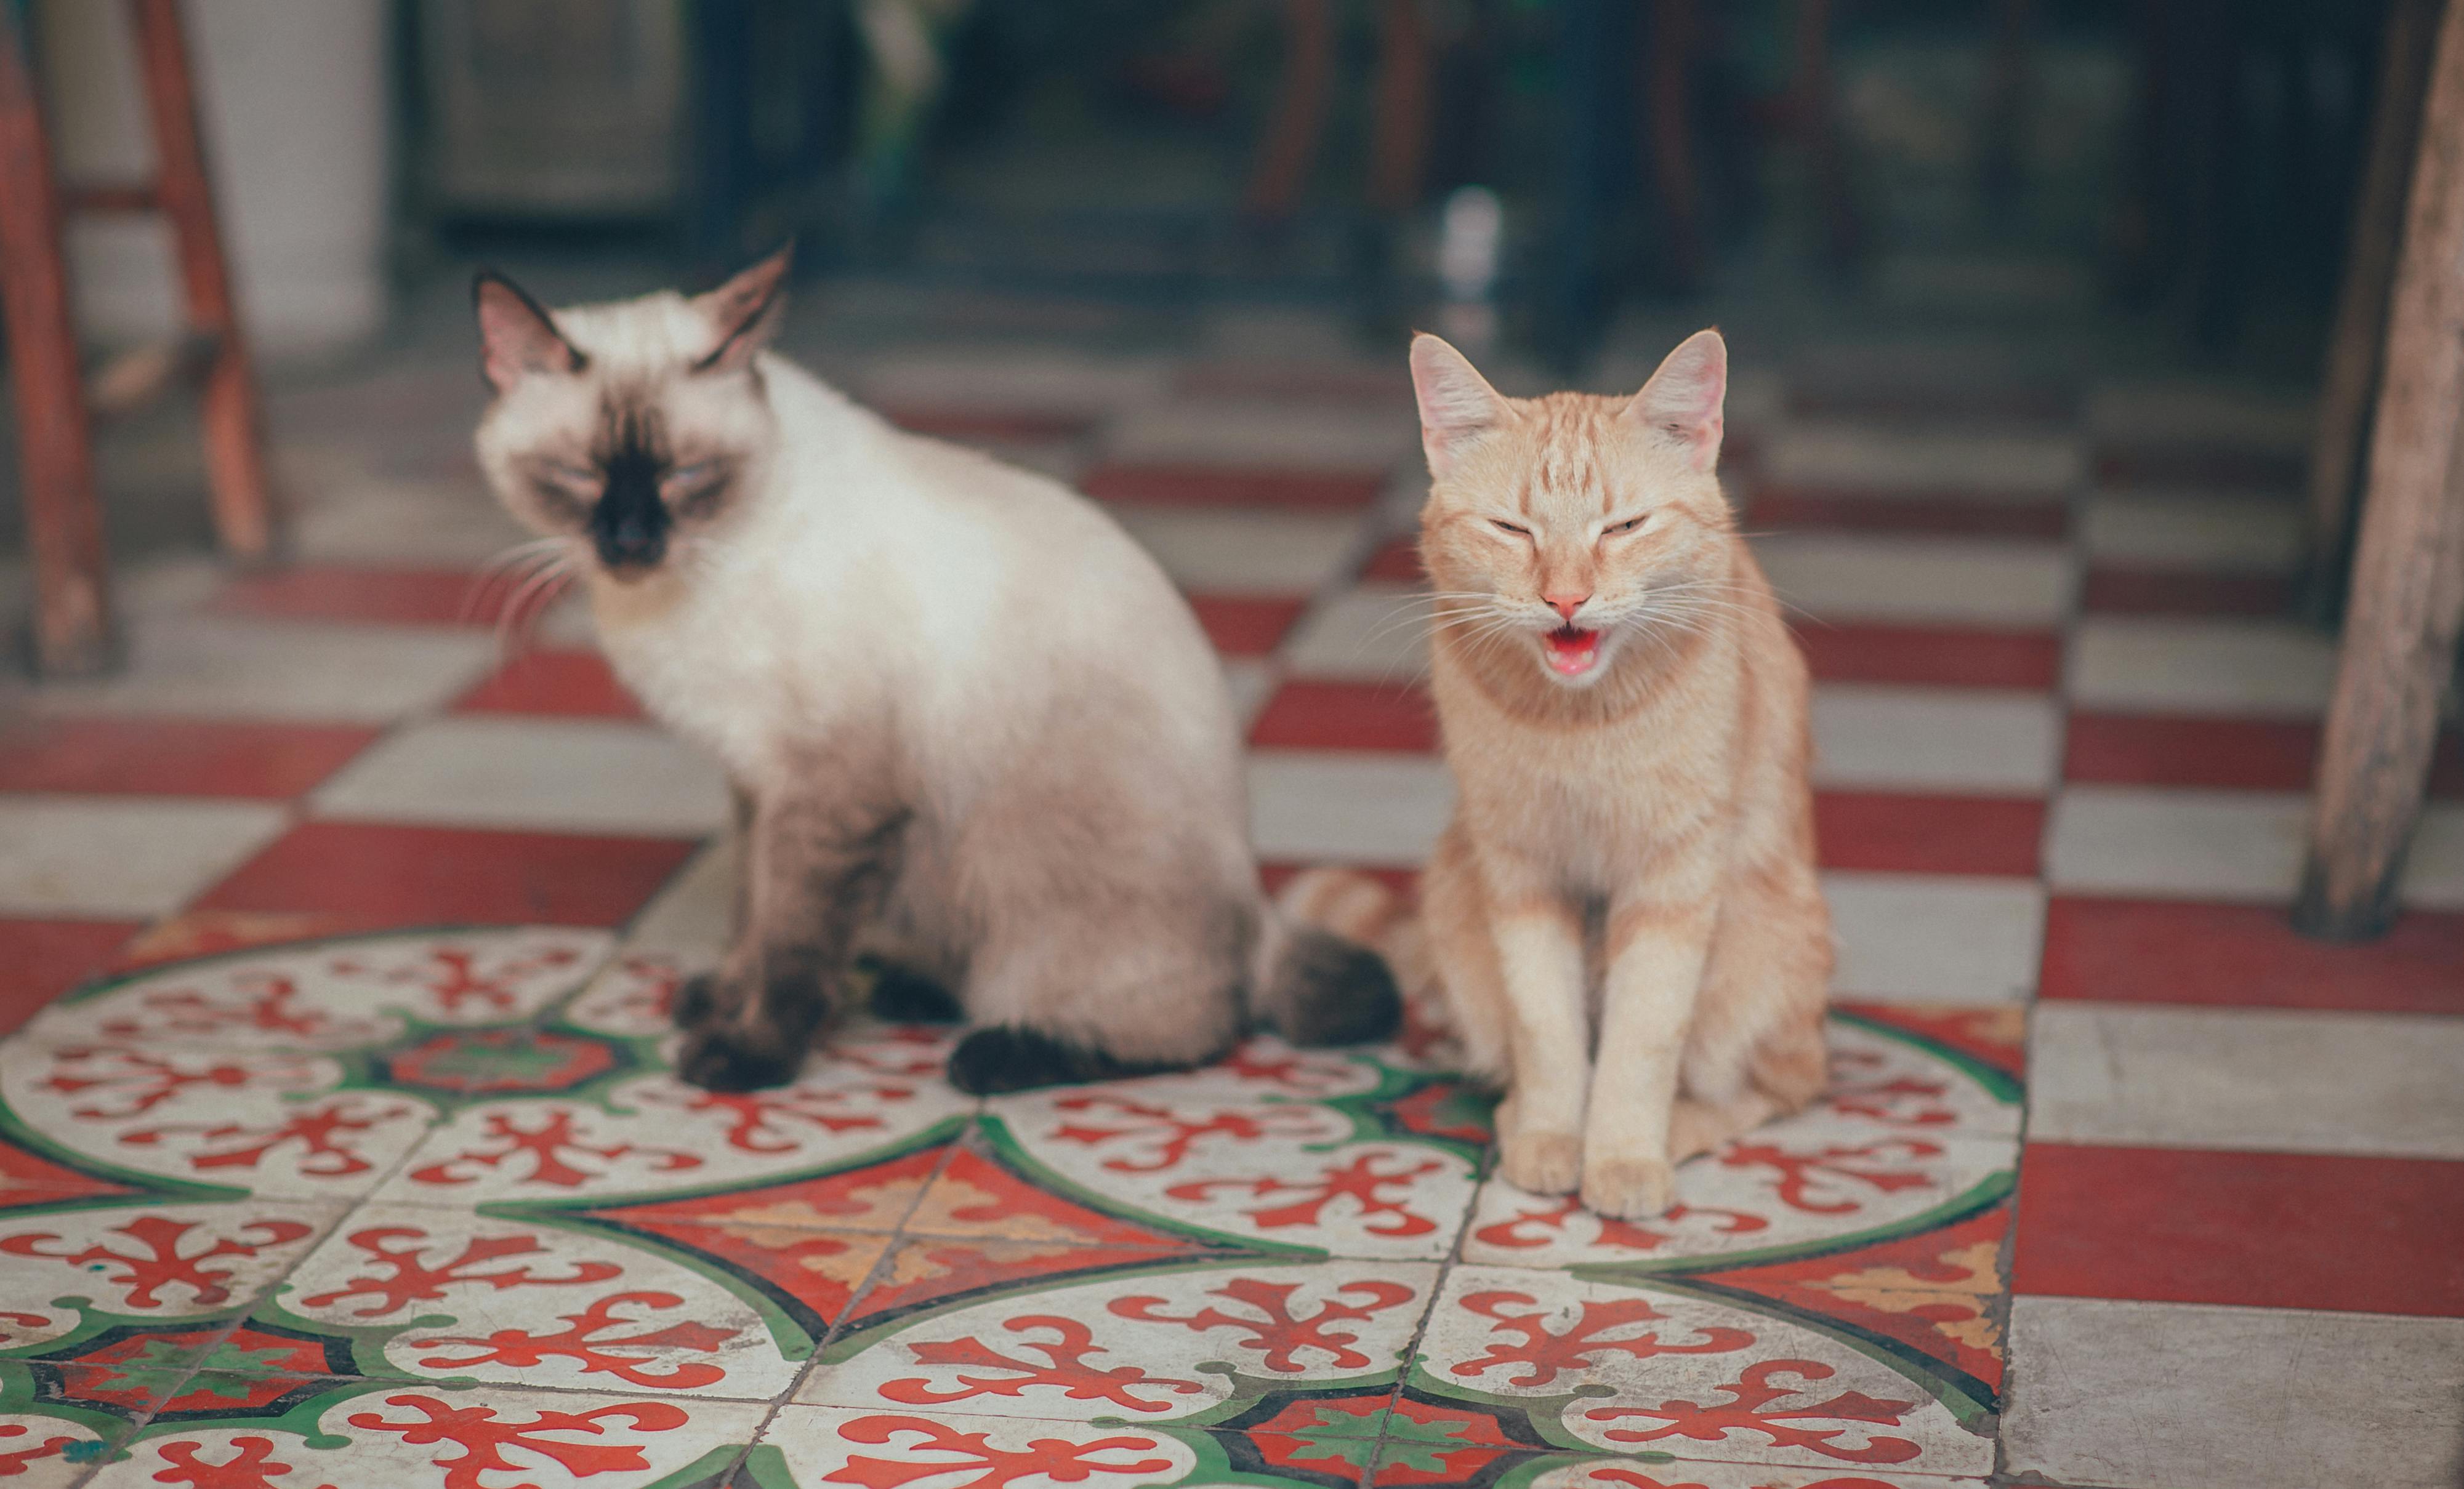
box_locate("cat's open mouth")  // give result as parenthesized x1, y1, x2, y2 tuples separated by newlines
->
(1542, 625, 1601, 676)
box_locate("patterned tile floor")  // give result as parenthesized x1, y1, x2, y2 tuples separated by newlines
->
(1, 298, 2460, 1489)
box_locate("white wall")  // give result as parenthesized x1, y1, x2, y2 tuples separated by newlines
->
(38, 0, 391, 359)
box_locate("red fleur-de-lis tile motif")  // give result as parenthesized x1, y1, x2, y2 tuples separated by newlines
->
(95, 973, 353, 1046)
(297, 1227, 624, 1318)
(343, 1394, 690, 1489)
(1582, 1359, 1923, 1465)
(879, 1316, 1209, 1413)
(0, 1214, 313, 1310)
(1212, 1041, 1368, 1096)
(1109, 1277, 1419, 1373)
(1166, 1151, 1446, 1237)
(1450, 1292, 1755, 1389)
(1048, 1094, 1330, 1173)
(1717, 1140, 1945, 1216)
(1827, 1047, 1960, 1130)
(328, 942, 585, 1019)
(0, 1423, 78, 1480)
(147, 1435, 337, 1489)
(826, 1414, 1179, 1489)
(1469, 1195, 1769, 1256)
(407, 1109, 701, 1189)
(407, 1291, 743, 1391)
(42, 1048, 324, 1121)
(634, 1082, 899, 1154)
(121, 1095, 422, 1179)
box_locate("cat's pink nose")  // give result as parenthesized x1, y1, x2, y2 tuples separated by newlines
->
(1545, 593, 1590, 622)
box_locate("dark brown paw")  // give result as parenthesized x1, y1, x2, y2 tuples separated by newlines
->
(946, 1026, 1176, 1096)
(866, 963, 963, 1023)
(676, 1024, 803, 1092)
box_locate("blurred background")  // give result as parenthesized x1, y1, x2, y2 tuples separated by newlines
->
(33, 0, 2388, 350)
(2, 0, 2386, 590)
(9, 1, 2375, 401)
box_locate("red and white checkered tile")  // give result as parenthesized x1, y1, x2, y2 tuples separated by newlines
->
(0, 334, 2455, 1489)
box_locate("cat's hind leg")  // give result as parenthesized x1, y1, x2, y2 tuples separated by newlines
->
(1418, 824, 1513, 1081)
(1667, 1013, 1826, 1162)
(943, 899, 1247, 1095)
(1672, 867, 1832, 1160)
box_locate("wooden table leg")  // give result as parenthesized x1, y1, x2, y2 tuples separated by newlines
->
(0, 4, 118, 676)
(2296, 0, 2464, 942)
(128, 0, 278, 563)
(2301, 0, 2441, 620)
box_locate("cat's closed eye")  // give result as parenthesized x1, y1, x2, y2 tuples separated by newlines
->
(545, 461, 599, 495)
(1489, 518, 1531, 539)
(529, 461, 598, 518)
(662, 461, 729, 515)
(1603, 512, 1651, 537)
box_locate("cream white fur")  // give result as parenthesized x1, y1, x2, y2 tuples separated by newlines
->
(473, 287, 1266, 1048)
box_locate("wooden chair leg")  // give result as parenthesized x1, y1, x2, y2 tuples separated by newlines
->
(127, 0, 277, 563)
(0, 8, 118, 676)
(2301, 0, 2441, 620)
(1243, 0, 1337, 223)
(2296, 0, 2464, 943)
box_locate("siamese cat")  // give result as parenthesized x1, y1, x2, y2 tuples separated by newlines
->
(471, 249, 1398, 1093)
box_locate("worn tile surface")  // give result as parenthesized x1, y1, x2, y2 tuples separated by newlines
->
(0, 294, 2447, 1489)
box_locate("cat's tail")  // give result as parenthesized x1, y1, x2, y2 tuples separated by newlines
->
(1250, 869, 1409, 1046)
(1252, 869, 1429, 1046)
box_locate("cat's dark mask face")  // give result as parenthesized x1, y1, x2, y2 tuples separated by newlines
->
(471, 247, 789, 581)
(510, 401, 740, 577)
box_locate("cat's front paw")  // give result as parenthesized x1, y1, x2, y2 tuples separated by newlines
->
(1582, 1154, 1677, 1219)
(675, 1022, 802, 1092)
(1499, 1128, 1584, 1194)
(670, 965, 819, 1092)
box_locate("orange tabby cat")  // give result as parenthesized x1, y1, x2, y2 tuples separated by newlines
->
(1357, 329, 1830, 1220)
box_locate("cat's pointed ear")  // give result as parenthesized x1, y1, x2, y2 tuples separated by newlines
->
(473, 272, 585, 393)
(1625, 328, 1727, 472)
(691, 241, 794, 374)
(1410, 333, 1510, 477)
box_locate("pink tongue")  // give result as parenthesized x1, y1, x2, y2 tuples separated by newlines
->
(1544, 627, 1600, 675)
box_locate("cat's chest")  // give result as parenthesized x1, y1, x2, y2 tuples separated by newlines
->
(590, 582, 826, 784)
(1443, 682, 1728, 875)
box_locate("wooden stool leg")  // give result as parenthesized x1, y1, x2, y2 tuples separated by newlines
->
(127, 0, 276, 562)
(2301, 0, 2441, 619)
(2295, 0, 2464, 943)
(0, 7, 118, 675)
